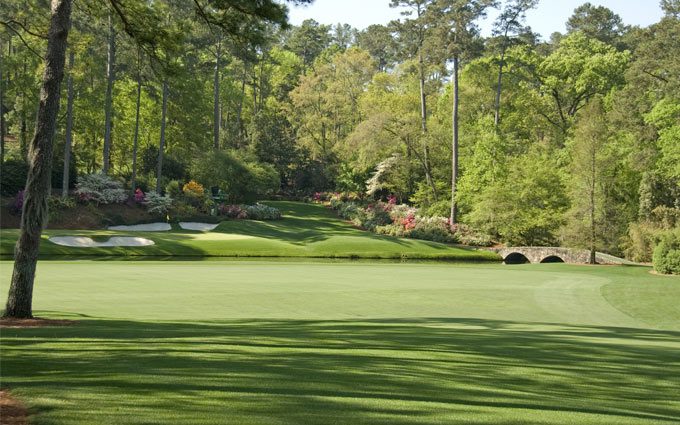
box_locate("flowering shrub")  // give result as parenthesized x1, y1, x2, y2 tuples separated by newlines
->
(218, 204, 248, 219)
(75, 173, 127, 204)
(326, 197, 494, 246)
(182, 180, 205, 200)
(9, 190, 24, 215)
(217, 203, 282, 220)
(143, 191, 173, 215)
(243, 204, 282, 220)
(134, 188, 145, 204)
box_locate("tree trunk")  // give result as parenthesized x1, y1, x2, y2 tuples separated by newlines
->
(589, 144, 597, 264)
(155, 80, 168, 193)
(213, 37, 221, 150)
(102, 11, 116, 174)
(494, 48, 506, 128)
(62, 50, 75, 197)
(0, 45, 5, 165)
(130, 66, 142, 194)
(418, 50, 437, 201)
(4, 0, 72, 319)
(450, 56, 460, 226)
(235, 66, 247, 146)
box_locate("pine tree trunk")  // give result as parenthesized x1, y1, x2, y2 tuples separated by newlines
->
(418, 50, 437, 201)
(450, 56, 460, 226)
(156, 80, 168, 193)
(62, 50, 75, 197)
(494, 49, 505, 128)
(102, 12, 116, 174)
(4, 0, 72, 319)
(589, 144, 597, 264)
(235, 67, 246, 146)
(213, 38, 221, 150)
(0, 46, 5, 165)
(130, 67, 142, 194)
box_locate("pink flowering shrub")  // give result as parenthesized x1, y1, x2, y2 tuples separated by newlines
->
(134, 188, 145, 204)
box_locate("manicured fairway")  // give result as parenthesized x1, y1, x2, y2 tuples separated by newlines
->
(1, 261, 679, 424)
(0, 202, 497, 261)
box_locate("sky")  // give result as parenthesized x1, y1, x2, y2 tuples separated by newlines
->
(288, 0, 665, 39)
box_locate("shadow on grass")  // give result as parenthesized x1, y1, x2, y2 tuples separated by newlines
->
(2, 316, 679, 424)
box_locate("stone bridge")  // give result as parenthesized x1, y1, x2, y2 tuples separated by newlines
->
(490, 247, 634, 265)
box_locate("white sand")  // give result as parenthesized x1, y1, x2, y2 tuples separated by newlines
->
(108, 223, 171, 231)
(179, 222, 219, 231)
(49, 236, 155, 247)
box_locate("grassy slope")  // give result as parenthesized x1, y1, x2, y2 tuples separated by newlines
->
(0, 201, 498, 261)
(1, 261, 679, 425)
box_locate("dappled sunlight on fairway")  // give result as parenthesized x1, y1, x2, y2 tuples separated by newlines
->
(1, 261, 678, 424)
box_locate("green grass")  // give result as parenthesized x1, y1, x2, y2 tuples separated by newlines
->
(1, 261, 679, 424)
(0, 201, 498, 261)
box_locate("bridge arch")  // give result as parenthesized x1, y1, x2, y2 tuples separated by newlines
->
(540, 255, 565, 263)
(504, 252, 531, 264)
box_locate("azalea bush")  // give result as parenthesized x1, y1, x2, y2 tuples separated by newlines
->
(243, 204, 282, 221)
(321, 196, 493, 247)
(133, 188, 145, 204)
(75, 173, 127, 204)
(217, 203, 281, 220)
(218, 204, 248, 219)
(143, 191, 173, 215)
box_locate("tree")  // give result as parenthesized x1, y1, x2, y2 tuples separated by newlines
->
(3, 0, 313, 319)
(491, 0, 537, 127)
(102, 10, 116, 174)
(566, 2, 628, 48)
(283, 19, 330, 74)
(661, 0, 680, 17)
(4, 0, 71, 318)
(562, 98, 614, 263)
(468, 146, 568, 246)
(61, 49, 74, 196)
(431, 0, 497, 225)
(356, 24, 398, 71)
(390, 0, 439, 199)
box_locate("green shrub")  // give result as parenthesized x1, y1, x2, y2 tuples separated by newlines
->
(653, 230, 680, 275)
(190, 150, 280, 204)
(143, 191, 173, 216)
(169, 200, 199, 219)
(0, 159, 28, 196)
(243, 204, 282, 220)
(75, 173, 128, 204)
(165, 180, 182, 199)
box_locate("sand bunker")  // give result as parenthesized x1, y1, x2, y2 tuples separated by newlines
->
(49, 236, 155, 247)
(108, 223, 171, 231)
(179, 222, 219, 231)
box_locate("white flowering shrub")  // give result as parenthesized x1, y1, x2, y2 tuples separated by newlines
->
(143, 191, 173, 215)
(75, 173, 127, 204)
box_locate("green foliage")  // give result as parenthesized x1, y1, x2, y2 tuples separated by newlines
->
(190, 150, 279, 204)
(653, 229, 680, 275)
(165, 180, 182, 199)
(0, 159, 28, 196)
(75, 173, 128, 205)
(143, 191, 173, 216)
(468, 148, 568, 246)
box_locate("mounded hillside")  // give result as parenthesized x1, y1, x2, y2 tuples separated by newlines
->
(0, 201, 499, 261)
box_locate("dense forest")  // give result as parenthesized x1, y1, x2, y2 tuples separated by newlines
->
(1, 0, 678, 262)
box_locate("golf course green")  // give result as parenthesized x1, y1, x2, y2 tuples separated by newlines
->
(1, 260, 679, 424)
(0, 202, 498, 261)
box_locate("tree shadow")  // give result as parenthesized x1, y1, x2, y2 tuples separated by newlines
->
(2, 316, 679, 424)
